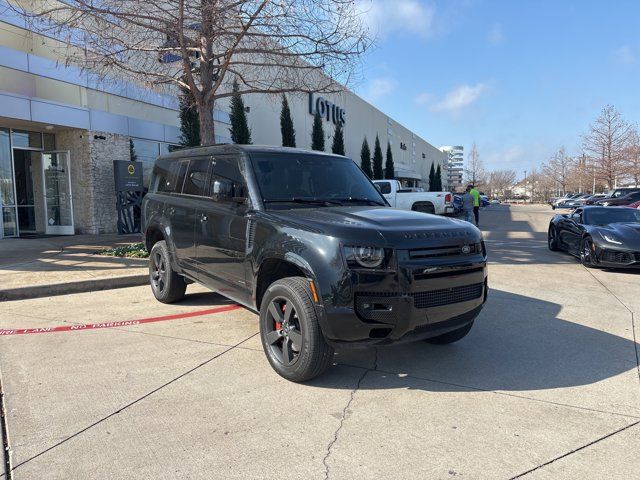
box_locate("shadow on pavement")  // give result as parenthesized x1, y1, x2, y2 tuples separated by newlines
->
(313, 288, 639, 393)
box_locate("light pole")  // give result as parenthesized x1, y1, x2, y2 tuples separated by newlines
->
(523, 170, 527, 204)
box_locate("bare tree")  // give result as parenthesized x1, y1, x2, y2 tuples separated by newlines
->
(465, 142, 485, 186)
(542, 147, 574, 195)
(624, 127, 640, 186)
(487, 169, 516, 199)
(582, 105, 633, 189)
(12, 1, 371, 144)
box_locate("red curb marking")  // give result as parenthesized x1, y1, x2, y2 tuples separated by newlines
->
(0, 304, 242, 336)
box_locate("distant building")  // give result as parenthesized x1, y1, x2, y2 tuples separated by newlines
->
(439, 146, 464, 191)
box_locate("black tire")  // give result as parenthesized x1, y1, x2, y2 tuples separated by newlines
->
(579, 236, 597, 269)
(149, 240, 187, 303)
(412, 202, 436, 214)
(259, 277, 334, 382)
(548, 226, 560, 251)
(424, 321, 474, 345)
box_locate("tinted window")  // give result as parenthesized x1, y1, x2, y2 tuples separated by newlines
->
(377, 182, 392, 194)
(182, 158, 212, 196)
(210, 156, 246, 200)
(153, 160, 176, 193)
(250, 153, 385, 206)
(584, 208, 640, 225)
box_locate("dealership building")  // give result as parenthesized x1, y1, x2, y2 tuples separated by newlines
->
(0, 9, 448, 239)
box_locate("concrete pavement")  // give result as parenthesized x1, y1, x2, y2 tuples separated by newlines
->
(0, 234, 147, 301)
(0, 204, 639, 479)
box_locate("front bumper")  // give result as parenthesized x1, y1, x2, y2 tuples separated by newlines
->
(593, 247, 640, 269)
(318, 255, 488, 346)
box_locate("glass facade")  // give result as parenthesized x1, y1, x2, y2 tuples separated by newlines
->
(1, 128, 16, 237)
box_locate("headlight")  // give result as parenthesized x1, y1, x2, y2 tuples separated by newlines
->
(601, 233, 622, 245)
(343, 246, 386, 269)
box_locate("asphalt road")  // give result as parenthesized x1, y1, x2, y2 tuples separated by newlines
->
(1, 204, 639, 479)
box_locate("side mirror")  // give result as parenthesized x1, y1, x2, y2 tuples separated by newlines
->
(213, 179, 246, 204)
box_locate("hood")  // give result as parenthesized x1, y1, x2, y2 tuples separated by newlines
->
(265, 206, 481, 248)
(592, 223, 640, 248)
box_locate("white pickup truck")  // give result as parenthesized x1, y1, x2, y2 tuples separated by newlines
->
(373, 179, 454, 215)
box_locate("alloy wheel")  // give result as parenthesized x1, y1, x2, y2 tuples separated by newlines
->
(581, 239, 593, 265)
(151, 251, 166, 294)
(264, 297, 303, 366)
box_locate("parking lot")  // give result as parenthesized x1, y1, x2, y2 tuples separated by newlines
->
(1, 204, 639, 479)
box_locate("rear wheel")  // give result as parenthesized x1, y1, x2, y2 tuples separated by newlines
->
(424, 321, 474, 345)
(149, 241, 187, 303)
(412, 202, 436, 214)
(580, 237, 597, 268)
(548, 226, 560, 251)
(259, 277, 334, 382)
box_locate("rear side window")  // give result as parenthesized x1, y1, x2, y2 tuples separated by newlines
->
(182, 158, 212, 196)
(377, 182, 391, 194)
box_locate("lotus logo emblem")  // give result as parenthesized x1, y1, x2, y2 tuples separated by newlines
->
(461, 245, 471, 254)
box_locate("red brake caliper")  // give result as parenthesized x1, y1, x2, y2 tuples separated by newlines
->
(275, 302, 285, 330)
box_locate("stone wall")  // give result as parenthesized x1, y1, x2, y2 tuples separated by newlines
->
(56, 129, 130, 234)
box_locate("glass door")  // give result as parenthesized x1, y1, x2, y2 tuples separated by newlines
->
(42, 151, 74, 235)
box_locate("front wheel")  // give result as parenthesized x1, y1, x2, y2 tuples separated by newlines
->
(580, 237, 597, 268)
(424, 321, 474, 345)
(259, 277, 334, 382)
(548, 226, 560, 251)
(149, 240, 187, 303)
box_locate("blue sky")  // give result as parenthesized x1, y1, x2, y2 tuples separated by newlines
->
(353, 0, 640, 176)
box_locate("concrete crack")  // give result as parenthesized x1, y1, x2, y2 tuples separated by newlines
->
(8, 332, 259, 475)
(322, 368, 369, 480)
(584, 268, 640, 384)
(509, 420, 640, 479)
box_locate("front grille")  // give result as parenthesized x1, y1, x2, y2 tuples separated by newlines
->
(409, 243, 479, 259)
(412, 283, 483, 309)
(601, 250, 635, 264)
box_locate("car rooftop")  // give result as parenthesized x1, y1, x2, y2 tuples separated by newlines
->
(158, 144, 348, 160)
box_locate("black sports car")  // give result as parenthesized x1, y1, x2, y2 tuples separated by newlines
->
(548, 206, 640, 268)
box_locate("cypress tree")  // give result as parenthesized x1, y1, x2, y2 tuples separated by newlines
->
(311, 111, 325, 151)
(384, 142, 395, 179)
(178, 85, 201, 147)
(129, 139, 138, 161)
(331, 122, 345, 155)
(372, 135, 384, 180)
(360, 138, 372, 178)
(435, 164, 443, 191)
(229, 78, 252, 144)
(428, 163, 436, 191)
(280, 94, 296, 147)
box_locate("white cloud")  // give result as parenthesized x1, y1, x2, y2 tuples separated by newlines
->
(488, 23, 504, 45)
(357, 0, 436, 39)
(431, 83, 487, 114)
(613, 45, 636, 65)
(414, 92, 432, 105)
(365, 77, 397, 100)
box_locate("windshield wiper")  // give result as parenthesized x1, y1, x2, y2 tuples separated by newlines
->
(263, 198, 344, 206)
(336, 197, 386, 206)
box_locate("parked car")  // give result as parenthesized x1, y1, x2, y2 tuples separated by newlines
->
(452, 194, 463, 215)
(548, 206, 640, 268)
(594, 191, 640, 207)
(553, 193, 590, 209)
(579, 193, 607, 205)
(480, 195, 490, 207)
(490, 199, 501, 205)
(142, 146, 488, 382)
(373, 179, 454, 215)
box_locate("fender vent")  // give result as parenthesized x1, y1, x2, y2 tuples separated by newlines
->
(246, 220, 256, 253)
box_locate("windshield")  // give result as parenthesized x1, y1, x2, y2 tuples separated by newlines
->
(584, 208, 640, 225)
(249, 153, 386, 208)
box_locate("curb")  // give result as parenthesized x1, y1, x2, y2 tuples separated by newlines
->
(0, 274, 148, 302)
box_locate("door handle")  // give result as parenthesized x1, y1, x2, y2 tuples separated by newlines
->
(200, 214, 208, 222)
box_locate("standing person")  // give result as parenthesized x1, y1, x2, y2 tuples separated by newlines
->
(461, 186, 475, 225)
(469, 184, 480, 227)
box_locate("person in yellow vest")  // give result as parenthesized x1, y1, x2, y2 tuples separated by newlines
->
(469, 184, 480, 227)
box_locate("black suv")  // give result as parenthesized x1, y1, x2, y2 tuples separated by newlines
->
(142, 145, 488, 381)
